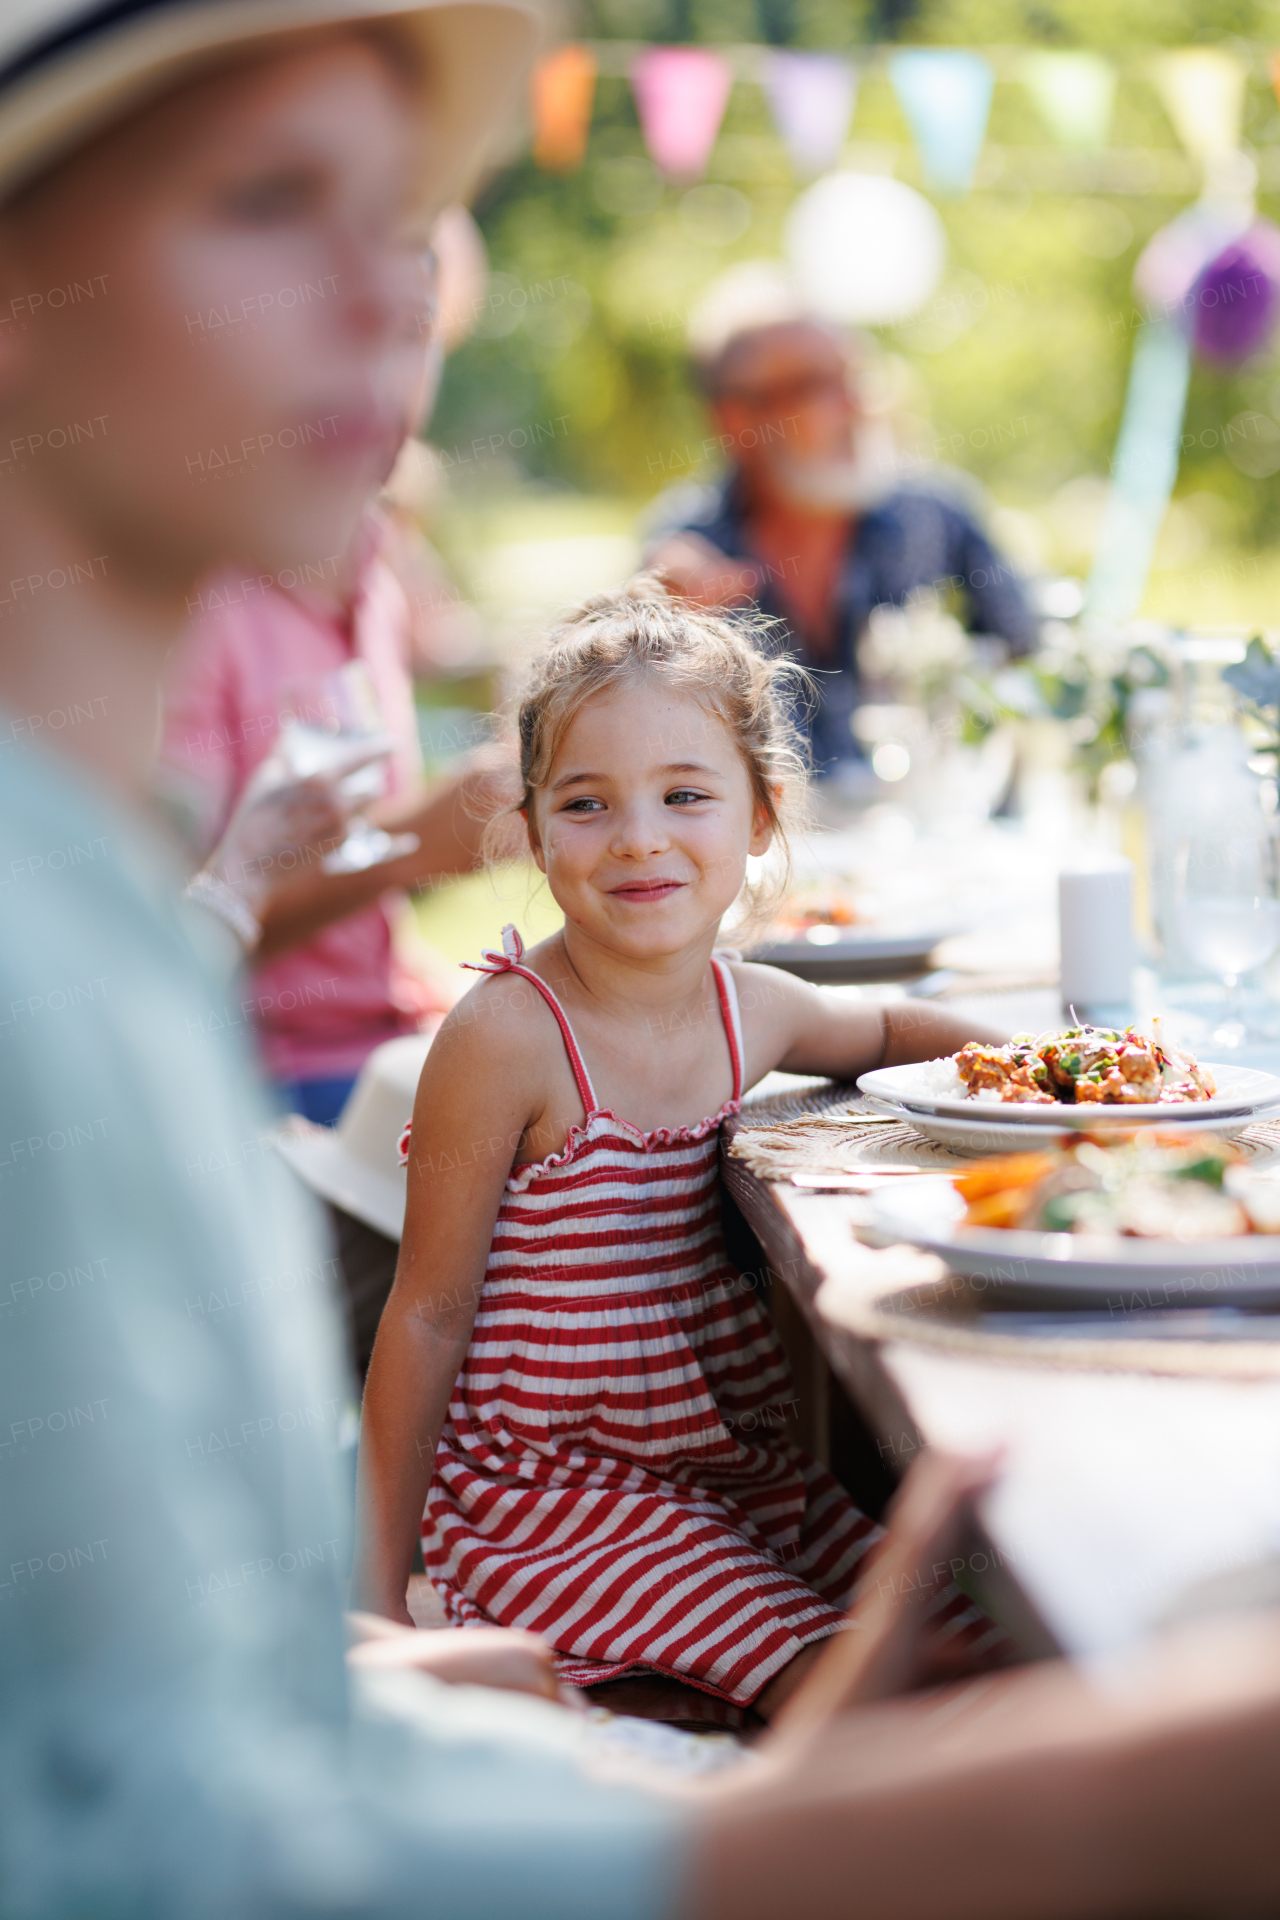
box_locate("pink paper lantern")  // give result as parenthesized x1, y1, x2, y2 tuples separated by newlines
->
(631, 47, 733, 181)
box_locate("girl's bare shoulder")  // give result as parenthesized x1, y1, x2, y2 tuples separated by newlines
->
(724, 957, 817, 1026)
(429, 962, 564, 1078)
(722, 957, 824, 1084)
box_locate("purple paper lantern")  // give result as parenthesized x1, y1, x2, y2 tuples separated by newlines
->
(1188, 220, 1280, 363)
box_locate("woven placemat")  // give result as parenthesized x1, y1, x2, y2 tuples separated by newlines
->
(731, 1082, 933, 1184)
(816, 1262, 1280, 1381)
(737, 1078, 867, 1124)
(730, 1087, 1280, 1187)
(729, 1117, 961, 1184)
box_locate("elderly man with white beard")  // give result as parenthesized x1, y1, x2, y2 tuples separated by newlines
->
(647, 316, 1036, 778)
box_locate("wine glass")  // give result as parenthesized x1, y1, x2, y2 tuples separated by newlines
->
(273, 663, 419, 875)
(1173, 829, 1280, 1047)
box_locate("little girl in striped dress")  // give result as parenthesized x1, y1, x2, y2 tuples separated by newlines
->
(355, 580, 1006, 1724)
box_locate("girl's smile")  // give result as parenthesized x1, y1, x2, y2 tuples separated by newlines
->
(608, 878, 687, 901)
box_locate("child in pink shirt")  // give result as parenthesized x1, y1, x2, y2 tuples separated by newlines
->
(162, 510, 483, 1121)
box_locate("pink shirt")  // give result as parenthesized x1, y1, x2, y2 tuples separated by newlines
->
(162, 518, 441, 1082)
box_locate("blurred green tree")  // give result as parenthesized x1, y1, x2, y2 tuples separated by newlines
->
(426, 0, 1280, 616)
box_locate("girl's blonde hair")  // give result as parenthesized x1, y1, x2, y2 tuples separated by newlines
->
(491, 575, 811, 936)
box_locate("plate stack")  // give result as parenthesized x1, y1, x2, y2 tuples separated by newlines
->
(856, 1060, 1280, 1304)
(856, 1061, 1280, 1155)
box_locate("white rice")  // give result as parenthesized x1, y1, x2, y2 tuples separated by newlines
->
(913, 1057, 966, 1098)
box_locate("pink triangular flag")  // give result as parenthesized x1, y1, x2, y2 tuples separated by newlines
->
(631, 47, 733, 181)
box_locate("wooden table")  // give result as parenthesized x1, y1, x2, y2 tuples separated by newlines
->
(726, 812, 1280, 1653)
(722, 1126, 1280, 1663)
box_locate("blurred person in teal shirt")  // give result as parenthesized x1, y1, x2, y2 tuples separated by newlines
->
(0, 4, 680, 1914)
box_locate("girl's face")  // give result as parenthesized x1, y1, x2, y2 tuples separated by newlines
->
(530, 675, 773, 962)
(0, 32, 431, 601)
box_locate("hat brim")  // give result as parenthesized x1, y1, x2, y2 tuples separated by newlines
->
(0, 0, 536, 210)
(273, 1114, 408, 1240)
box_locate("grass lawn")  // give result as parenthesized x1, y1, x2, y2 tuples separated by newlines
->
(413, 864, 564, 966)
(1142, 550, 1280, 631)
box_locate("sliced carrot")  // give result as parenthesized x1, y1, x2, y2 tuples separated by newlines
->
(953, 1152, 1058, 1202)
(965, 1189, 1039, 1229)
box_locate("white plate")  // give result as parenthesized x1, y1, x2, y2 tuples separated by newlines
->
(857, 1099, 1280, 1155)
(855, 1098, 1280, 1152)
(750, 927, 951, 980)
(859, 1058, 1280, 1128)
(867, 1176, 1280, 1303)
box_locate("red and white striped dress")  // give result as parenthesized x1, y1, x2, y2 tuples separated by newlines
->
(421, 928, 990, 1705)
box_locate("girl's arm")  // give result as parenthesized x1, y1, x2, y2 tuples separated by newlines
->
(732, 961, 1008, 1088)
(352, 981, 545, 1622)
(346, 1615, 566, 1703)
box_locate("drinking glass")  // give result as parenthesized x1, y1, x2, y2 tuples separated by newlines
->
(276, 662, 419, 874)
(1173, 829, 1280, 1046)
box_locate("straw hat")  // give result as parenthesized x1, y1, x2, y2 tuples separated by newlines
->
(273, 1033, 431, 1239)
(0, 0, 537, 210)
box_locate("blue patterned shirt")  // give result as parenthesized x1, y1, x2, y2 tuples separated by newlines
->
(650, 474, 1036, 772)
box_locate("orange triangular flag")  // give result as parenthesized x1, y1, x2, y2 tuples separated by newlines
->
(533, 44, 597, 172)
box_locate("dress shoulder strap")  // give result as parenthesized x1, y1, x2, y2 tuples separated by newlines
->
(710, 954, 745, 1103)
(463, 925, 598, 1116)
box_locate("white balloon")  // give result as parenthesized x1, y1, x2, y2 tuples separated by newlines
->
(785, 171, 947, 326)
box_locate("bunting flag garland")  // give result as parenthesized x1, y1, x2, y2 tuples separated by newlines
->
(532, 44, 597, 172)
(888, 48, 994, 194)
(763, 51, 857, 178)
(630, 47, 733, 181)
(532, 37, 1268, 209)
(1020, 50, 1116, 150)
(1150, 48, 1246, 162)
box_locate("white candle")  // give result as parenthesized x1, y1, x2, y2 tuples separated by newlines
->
(1058, 856, 1135, 1014)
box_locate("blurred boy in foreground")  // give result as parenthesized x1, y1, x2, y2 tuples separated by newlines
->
(162, 210, 502, 1124)
(4, 4, 1280, 1917)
